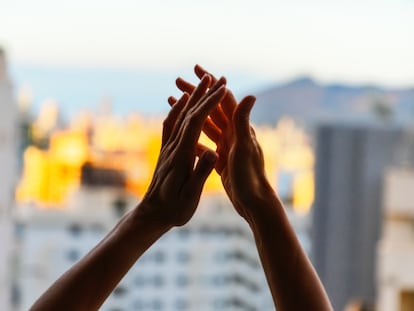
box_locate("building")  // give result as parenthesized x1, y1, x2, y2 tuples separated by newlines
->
(377, 168, 414, 311)
(0, 48, 17, 311)
(14, 189, 275, 310)
(312, 123, 402, 310)
(14, 185, 135, 310)
(16, 113, 316, 214)
(15, 179, 311, 311)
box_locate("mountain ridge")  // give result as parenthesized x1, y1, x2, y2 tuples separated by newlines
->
(251, 77, 414, 125)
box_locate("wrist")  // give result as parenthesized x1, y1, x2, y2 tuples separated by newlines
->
(129, 201, 173, 234)
(234, 182, 283, 225)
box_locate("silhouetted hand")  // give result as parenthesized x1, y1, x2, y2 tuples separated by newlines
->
(30, 75, 227, 311)
(173, 65, 274, 224)
(173, 66, 333, 311)
(141, 75, 227, 227)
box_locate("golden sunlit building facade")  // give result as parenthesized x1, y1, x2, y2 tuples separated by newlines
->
(17, 107, 315, 213)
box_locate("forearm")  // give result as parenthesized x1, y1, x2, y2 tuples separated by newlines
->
(242, 190, 332, 311)
(30, 203, 170, 311)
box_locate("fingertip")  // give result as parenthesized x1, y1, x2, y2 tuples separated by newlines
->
(238, 96, 256, 114)
(217, 76, 226, 86)
(176, 77, 184, 87)
(233, 96, 255, 138)
(194, 64, 205, 77)
(168, 96, 177, 106)
(183, 92, 190, 98)
(172, 92, 189, 108)
(201, 74, 211, 84)
(245, 95, 256, 103)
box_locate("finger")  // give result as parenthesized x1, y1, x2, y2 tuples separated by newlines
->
(209, 104, 228, 130)
(221, 89, 238, 120)
(233, 96, 256, 141)
(177, 76, 228, 129)
(168, 96, 178, 106)
(178, 85, 227, 149)
(214, 141, 227, 174)
(202, 117, 221, 143)
(162, 93, 189, 146)
(176, 77, 196, 94)
(186, 76, 226, 118)
(170, 75, 211, 140)
(194, 64, 218, 85)
(188, 149, 218, 194)
(168, 95, 221, 142)
(176, 65, 217, 95)
(185, 75, 212, 111)
(196, 143, 211, 158)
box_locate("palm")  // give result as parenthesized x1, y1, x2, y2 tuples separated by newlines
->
(215, 118, 266, 220)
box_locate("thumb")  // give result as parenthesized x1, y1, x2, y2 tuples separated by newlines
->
(190, 150, 218, 193)
(233, 96, 256, 140)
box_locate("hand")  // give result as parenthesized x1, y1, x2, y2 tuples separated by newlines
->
(140, 75, 227, 227)
(173, 66, 334, 311)
(173, 65, 275, 223)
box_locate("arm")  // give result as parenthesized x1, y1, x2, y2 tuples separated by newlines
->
(174, 65, 333, 311)
(30, 75, 226, 311)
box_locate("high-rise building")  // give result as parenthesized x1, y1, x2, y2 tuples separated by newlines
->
(377, 168, 414, 311)
(15, 187, 277, 310)
(0, 48, 17, 311)
(312, 123, 402, 311)
(15, 178, 312, 311)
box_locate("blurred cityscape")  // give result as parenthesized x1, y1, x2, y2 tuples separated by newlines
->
(1, 41, 414, 311)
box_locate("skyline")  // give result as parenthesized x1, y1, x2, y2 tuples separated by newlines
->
(1, 0, 414, 87)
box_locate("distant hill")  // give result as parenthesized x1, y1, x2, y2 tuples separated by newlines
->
(251, 77, 414, 126)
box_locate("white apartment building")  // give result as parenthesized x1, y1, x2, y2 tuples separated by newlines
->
(377, 168, 414, 311)
(15, 185, 311, 311)
(0, 48, 17, 311)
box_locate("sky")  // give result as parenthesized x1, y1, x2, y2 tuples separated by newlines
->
(1, 0, 413, 87)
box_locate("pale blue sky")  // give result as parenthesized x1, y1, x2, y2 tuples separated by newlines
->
(1, 0, 414, 86)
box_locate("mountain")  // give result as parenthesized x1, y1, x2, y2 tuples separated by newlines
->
(10, 64, 414, 125)
(251, 77, 414, 126)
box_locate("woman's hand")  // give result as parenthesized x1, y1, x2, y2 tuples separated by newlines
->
(173, 66, 333, 311)
(140, 75, 227, 227)
(173, 65, 276, 223)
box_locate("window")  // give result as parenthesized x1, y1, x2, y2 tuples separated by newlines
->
(67, 224, 82, 237)
(153, 251, 166, 263)
(176, 274, 189, 287)
(113, 285, 127, 296)
(152, 299, 163, 310)
(175, 299, 188, 310)
(132, 300, 144, 309)
(177, 228, 190, 239)
(135, 276, 146, 287)
(153, 275, 164, 287)
(177, 251, 190, 263)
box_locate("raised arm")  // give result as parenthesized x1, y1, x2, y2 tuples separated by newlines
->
(30, 75, 226, 311)
(174, 65, 333, 311)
